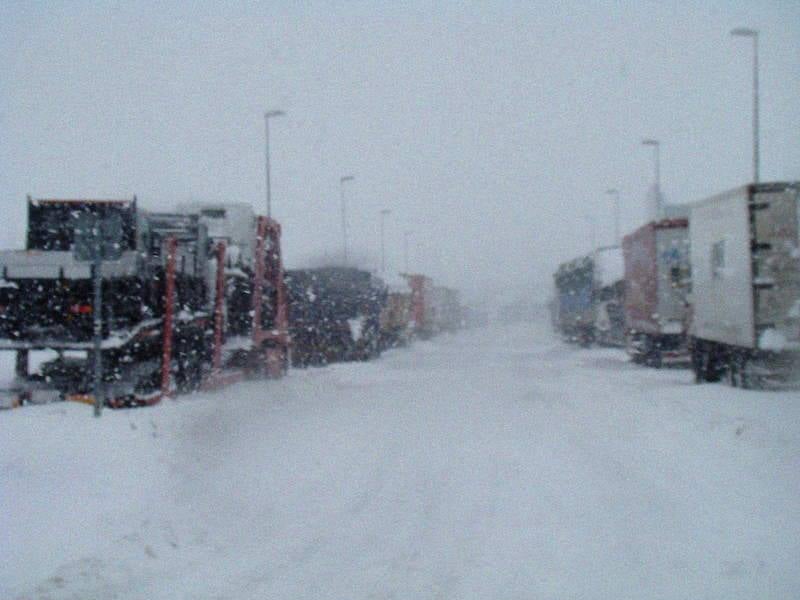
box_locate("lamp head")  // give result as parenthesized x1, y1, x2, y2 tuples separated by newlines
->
(731, 27, 757, 38)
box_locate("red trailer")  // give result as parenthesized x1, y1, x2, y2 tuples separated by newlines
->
(202, 214, 289, 390)
(404, 274, 435, 339)
(622, 218, 690, 367)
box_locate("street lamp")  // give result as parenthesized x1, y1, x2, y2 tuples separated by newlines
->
(731, 27, 759, 183)
(380, 209, 392, 273)
(641, 138, 661, 218)
(264, 109, 286, 218)
(404, 230, 412, 273)
(586, 214, 597, 254)
(340, 175, 355, 265)
(605, 188, 621, 245)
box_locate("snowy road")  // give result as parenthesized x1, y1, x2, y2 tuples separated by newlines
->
(2, 320, 800, 598)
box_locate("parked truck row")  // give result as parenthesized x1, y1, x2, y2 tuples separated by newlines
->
(553, 181, 800, 389)
(0, 197, 468, 409)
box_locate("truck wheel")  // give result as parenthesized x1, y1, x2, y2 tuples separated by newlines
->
(651, 350, 663, 369)
(726, 357, 740, 388)
(691, 340, 708, 383)
(689, 342, 703, 383)
(628, 334, 643, 364)
(641, 336, 661, 368)
(738, 356, 754, 390)
(646, 347, 662, 369)
(705, 344, 723, 383)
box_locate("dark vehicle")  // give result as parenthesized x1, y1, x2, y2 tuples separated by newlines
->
(554, 255, 595, 345)
(430, 286, 463, 334)
(286, 267, 387, 367)
(553, 247, 625, 347)
(0, 198, 288, 406)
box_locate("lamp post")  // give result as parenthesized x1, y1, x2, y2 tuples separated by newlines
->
(340, 175, 355, 265)
(731, 27, 760, 183)
(642, 138, 661, 218)
(605, 188, 621, 245)
(380, 209, 391, 273)
(404, 230, 412, 272)
(264, 110, 286, 218)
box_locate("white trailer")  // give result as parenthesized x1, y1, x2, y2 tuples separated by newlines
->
(689, 182, 800, 388)
(593, 245, 625, 347)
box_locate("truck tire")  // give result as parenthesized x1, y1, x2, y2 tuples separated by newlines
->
(705, 343, 723, 383)
(645, 336, 662, 369)
(692, 339, 721, 383)
(737, 354, 754, 390)
(726, 355, 740, 388)
(691, 341, 706, 383)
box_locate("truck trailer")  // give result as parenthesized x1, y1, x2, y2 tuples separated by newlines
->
(553, 246, 624, 346)
(405, 273, 436, 339)
(592, 246, 625, 347)
(286, 267, 386, 367)
(554, 255, 595, 345)
(0, 198, 288, 407)
(623, 217, 691, 366)
(689, 182, 800, 388)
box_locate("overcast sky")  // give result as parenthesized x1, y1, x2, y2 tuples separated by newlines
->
(1, 1, 799, 301)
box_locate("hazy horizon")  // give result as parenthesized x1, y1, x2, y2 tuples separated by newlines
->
(2, 2, 799, 302)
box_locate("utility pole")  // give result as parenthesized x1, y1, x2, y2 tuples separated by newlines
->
(264, 109, 285, 217)
(642, 138, 662, 218)
(605, 188, 621, 245)
(380, 209, 391, 273)
(340, 175, 355, 265)
(731, 27, 760, 183)
(404, 230, 412, 273)
(91, 245, 103, 417)
(586, 214, 597, 254)
(73, 209, 124, 417)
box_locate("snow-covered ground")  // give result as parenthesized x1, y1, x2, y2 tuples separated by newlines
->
(2, 320, 799, 599)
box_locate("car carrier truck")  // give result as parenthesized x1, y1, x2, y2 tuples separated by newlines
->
(0, 197, 288, 407)
(689, 182, 800, 388)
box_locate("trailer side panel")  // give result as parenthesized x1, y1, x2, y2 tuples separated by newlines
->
(689, 187, 755, 348)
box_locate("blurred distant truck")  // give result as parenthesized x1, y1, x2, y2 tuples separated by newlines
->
(554, 255, 594, 345)
(623, 216, 691, 367)
(405, 274, 436, 339)
(592, 246, 625, 347)
(378, 274, 413, 350)
(430, 286, 462, 334)
(553, 246, 624, 346)
(689, 182, 800, 388)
